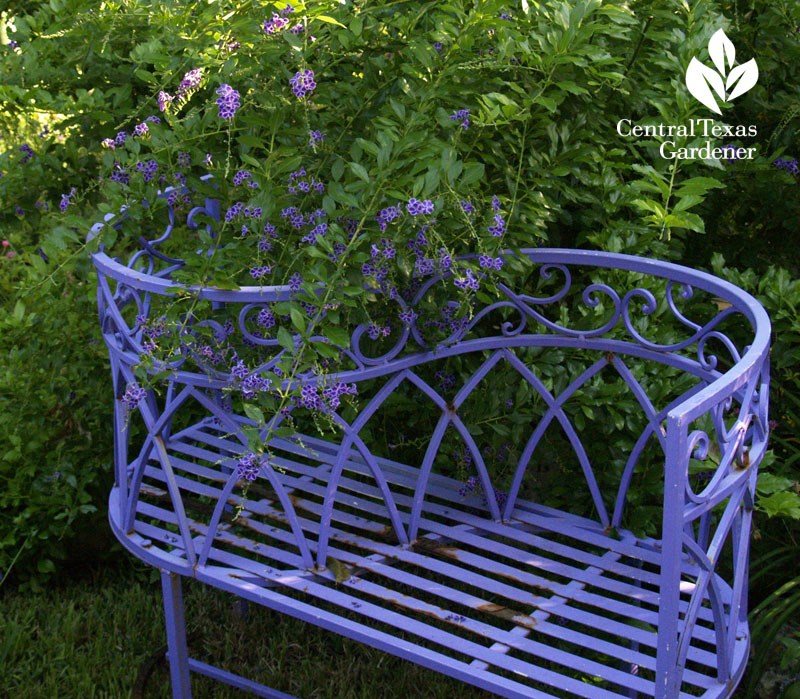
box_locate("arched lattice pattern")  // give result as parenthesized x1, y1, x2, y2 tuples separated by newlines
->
(92, 195, 770, 699)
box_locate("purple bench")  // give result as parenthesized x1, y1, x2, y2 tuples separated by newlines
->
(91, 196, 770, 698)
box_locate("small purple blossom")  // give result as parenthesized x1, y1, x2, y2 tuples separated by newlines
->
(290, 70, 316, 100)
(289, 273, 303, 291)
(492, 195, 501, 211)
(136, 159, 159, 183)
(407, 198, 434, 216)
(236, 452, 262, 481)
(216, 84, 241, 120)
(263, 13, 290, 35)
(122, 382, 147, 410)
(233, 170, 252, 186)
(19, 143, 34, 164)
(449, 109, 470, 130)
(133, 122, 149, 137)
(158, 91, 174, 111)
(309, 130, 326, 147)
(178, 68, 203, 94)
(59, 187, 76, 211)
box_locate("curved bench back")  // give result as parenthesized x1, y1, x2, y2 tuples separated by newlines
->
(91, 195, 770, 560)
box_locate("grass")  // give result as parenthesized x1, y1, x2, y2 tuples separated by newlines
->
(0, 558, 493, 698)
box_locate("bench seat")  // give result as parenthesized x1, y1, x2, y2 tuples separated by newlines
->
(109, 416, 746, 699)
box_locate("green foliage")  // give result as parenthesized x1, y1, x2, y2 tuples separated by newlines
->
(0, 0, 798, 609)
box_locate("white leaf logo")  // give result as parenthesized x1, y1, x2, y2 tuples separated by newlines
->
(685, 29, 758, 113)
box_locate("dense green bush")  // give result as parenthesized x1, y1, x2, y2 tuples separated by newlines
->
(0, 0, 797, 630)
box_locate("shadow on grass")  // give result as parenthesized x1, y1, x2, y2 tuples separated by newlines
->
(0, 560, 494, 698)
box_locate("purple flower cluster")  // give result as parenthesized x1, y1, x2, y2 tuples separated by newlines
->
(122, 382, 147, 409)
(147, 115, 160, 125)
(309, 130, 325, 147)
(178, 68, 203, 95)
(488, 213, 506, 237)
(450, 109, 470, 130)
(460, 200, 475, 214)
(407, 198, 434, 216)
(19, 143, 34, 164)
(110, 164, 130, 185)
(301, 222, 328, 245)
(101, 138, 116, 149)
(478, 254, 504, 270)
(133, 122, 149, 137)
(233, 169, 257, 187)
(257, 307, 276, 328)
(166, 189, 191, 208)
(290, 70, 316, 100)
(225, 201, 260, 222)
(236, 452, 263, 481)
(218, 39, 241, 52)
(500, 12, 513, 20)
(375, 205, 401, 231)
(299, 381, 357, 411)
(250, 265, 272, 279)
(216, 84, 241, 120)
(8, 39, 18, 48)
(263, 13, 290, 35)
(454, 267, 480, 291)
(367, 322, 392, 340)
(458, 474, 508, 508)
(115, 131, 128, 146)
(136, 160, 158, 182)
(433, 41, 443, 53)
(362, 238, 395, 287)
(720, 145, 740, 164)
(177, 151, 190, 168)
(774, 156, 799, 175)
(399, 309, 418, 324)
(435, 370, 456, 391)
(158, 91, 174, 112)
(321, 381, 357, 409)
(286, 167, 324, 195)
(136, 159, 159, 183)
(289, 273, 303, 291)
(59, 187, 76, 212)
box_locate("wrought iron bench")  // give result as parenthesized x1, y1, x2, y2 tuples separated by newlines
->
(91, 195, 770, 699)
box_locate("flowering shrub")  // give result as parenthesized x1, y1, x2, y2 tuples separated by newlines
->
(1, 0, 799, 593)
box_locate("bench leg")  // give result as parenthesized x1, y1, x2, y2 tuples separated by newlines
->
(161, 570, 192, 699)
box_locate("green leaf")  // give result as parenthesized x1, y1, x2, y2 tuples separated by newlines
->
(13, 301, 25, 321)
(290, 307, 307, 333)
(349, 162, 370, 182)
(757, 473, 796, 495)
(758, 491, 800, 519)
(134, 68, 154, 83)
(316, 14, 346, 28)
(277, 327, 295, 353)
(325, 326, 351, 348)
(243, 403, 265, 424)
(311, 340, 340, 358)
(674, 177, 724, 197)
(237, 135, 264, 149)
(37, 559, 55, 573)
(327, 558, 352, 582)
